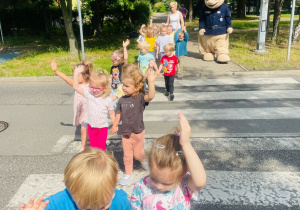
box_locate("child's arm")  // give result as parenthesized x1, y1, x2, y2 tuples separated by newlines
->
(179, 11, 185, 28)
(144, 69, 156, 102)
(19, 196, 49, 210)
(174, 19, 180, 34)
(157, 63, 163, 76)
(112, 95, 118, 101)
(137, 61, 140, 69)
(156, 44, 160, 58)
(109, 110, 115, 125)
(149, 17, 153, 26)
(179, 113, 206, 191)
(176, 63, 180, 75)
(166, 14, 170, 25)
(51, 60, 73, 86)
(123, 39, 130, 65)
(139, 24, 146, 36)
(73, 66, 85, 95)
(111, 112, 121, 134)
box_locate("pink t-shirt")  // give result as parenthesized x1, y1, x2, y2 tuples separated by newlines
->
(84, 89, 114, 128)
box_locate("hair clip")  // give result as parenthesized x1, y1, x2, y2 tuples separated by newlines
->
(156, 144, 165, 149)
(174, 132, 180, 137)
(176, 151, 184, 156)
(112, 52, 121, 61)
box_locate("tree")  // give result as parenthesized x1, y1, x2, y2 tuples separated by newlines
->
(272, 0, 285, 41)
(292, 2, 300, 43)
(60, 0, 79, 56)
(236, 0, 247, 18)
(189, 0, 193, 22)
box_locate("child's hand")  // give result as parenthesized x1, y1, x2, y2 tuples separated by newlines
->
(149, 59, 155, 68)
(147, 69, 156, 83)
(74, 65, 84, 74)
(123, 39, 130, 48)
(111, 126, 118, 134)
(19, 196, 49, 210)
(178, 113, 191, 146)
(51, 60, 57, 72)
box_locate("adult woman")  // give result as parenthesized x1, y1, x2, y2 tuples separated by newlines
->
(166, 1, 185, 43)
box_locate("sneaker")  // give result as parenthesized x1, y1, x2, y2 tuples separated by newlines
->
(119, 174, 133, 186)
(141, 159, 149, 170)
(177, 75, 183, 80)
(164, 91, 170, 96)
(170, 94, 174, 101)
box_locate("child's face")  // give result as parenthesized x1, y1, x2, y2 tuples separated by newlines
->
(122, 78, 138, 96)
(140, 47, 148, 54)
(147, 31, 153, 37)
(89, 82, 106, 97)
(161, 28, 167, 36)
(167, 27, 173, 35)
(178, 35, 184, 42)
(148, 165, 179, 192)
(78, 73, 84, 84)
(111, 59, 121, 67)
(164, 50, 173, 57)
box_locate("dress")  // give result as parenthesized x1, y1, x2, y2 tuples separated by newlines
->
(130, 173, 201, 210)
(44, 188, 130, 210)
(137, 53, 155, 75)
(73, 84, 88, 126)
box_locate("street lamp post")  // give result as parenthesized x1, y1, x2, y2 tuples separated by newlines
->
(287, 0, 296, 61)
(77, 0, 85, 60)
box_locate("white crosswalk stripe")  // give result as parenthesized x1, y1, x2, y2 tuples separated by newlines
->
(9, 77, 300, 209)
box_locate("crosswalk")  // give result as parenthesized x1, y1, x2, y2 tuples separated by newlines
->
(7, 77, 300, 209)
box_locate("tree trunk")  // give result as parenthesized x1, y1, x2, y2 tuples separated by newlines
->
(189, 0, 193, 22)
(272, 0, 284, 41)
(91, 0, 103, 37)
(237, 0, 247, 18)
(292, 11, 300, 44)
(60, 0, 78, 56)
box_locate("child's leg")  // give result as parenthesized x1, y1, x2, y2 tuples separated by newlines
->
(164, 75, 170, 92)
(132, 130, 145, 162)
(80, 122, 88, 150)
(169, 75, 175, 94)
(122, 134, 135, 175)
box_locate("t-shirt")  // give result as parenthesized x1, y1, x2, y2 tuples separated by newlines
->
(44, 188, 130, 210)
(137, 53, 155, 75)
(167, 31, 176, 44)
(84, 89, 114, 128)
(160, 55, 178, 76)
(110, 63, 124, 89)
(179, 7, 187, 18)
(114, 84, 125, 98)
(155, 35, 173, 53)
(116, 93, 145, 135)
(145, 34, 157, 52)
(137, 35, 145, 42)
(130, 173, 200, 210)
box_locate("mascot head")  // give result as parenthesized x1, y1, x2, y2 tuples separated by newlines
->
(205, 0, 224, 9)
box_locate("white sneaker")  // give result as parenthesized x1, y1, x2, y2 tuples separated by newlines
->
(141, 159, 149, 170)
(119, 174, 133, 186)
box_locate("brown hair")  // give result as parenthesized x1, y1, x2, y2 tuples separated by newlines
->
(178, 31, 185, 38)
(72, 63, 90, 83)
(164, 43, 175, 53)
(64, 147, 119, 209)
(148, 128, 187, 183)
(89, 68, 111, 97)
(111, 49, 124, 64)
(82, 60, 93, 73)
(122, 65, 145, 97)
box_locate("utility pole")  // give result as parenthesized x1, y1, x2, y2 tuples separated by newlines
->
(77, 0, 85, 60)
(255, 0, 269, 53)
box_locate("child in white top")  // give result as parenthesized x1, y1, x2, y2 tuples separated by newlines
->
(73, 66, 115, 151)
(51, 60, 90, 152)
(111, 66, 157, 186)
(155, 25, 173, 59)
(130, 113, 206, 210)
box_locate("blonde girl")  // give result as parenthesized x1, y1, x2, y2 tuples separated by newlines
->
(110, 39, 130, 92)
(137, 41, 154, 76)
(73, 66, 115, 150)
(51, 60, 90, 152)
(130, 113, 206, 209)
(111, 66, 157, 186)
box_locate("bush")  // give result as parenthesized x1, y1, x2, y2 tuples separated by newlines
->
(157, 4, 166, 12)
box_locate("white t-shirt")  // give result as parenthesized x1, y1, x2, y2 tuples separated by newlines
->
(169, 11, 181, 30)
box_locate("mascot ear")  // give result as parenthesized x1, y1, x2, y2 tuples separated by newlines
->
(199, 29, 206, 35)
(227, 27, 233, 34)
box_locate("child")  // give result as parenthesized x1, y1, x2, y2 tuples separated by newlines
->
(82, 59, 93, 73)
(130, 113, 206, 210)
(110, 66, 157, 186)
(137, 24, 147, 45)
(175, 26, 189, 80)
(157, 43, 180, 101)
(51, 60, 90, 152)
(155, 25, 173, 59)
(166, 21, 179, 45)
(19, 147, 130, 210)
(111, 39, 130, 94)
(73, 66, 115, 150)
(140, 24, 157, 60)
(137, 41, 155, 76)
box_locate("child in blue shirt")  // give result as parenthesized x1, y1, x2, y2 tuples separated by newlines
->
(19, 147, 130, 210)
(175, 26, 189, 80)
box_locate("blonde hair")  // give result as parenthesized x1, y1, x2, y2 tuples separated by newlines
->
(170, 1, 178, 8)
(139, 41, 150, 51)
(82, 60, 93, 73)
(147, 25, 154, 37)
(148, 128, 187, 183)
(89, 68, 111, 97)
(153, 24, 160, 36)
(122, 65, 145, 97)
(164, 43, 175, 53)
(141, 25, 147, 34)
(178, 31, 185, 38)
(111, 49, 124, 64)
(72, 63, 90, 83)
(160, 25, 168, 32)
(64, 147, 119, 209)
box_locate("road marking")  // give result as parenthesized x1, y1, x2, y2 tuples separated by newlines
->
(51, 135, 74, 153)
(7, 171, 300, 207)
(152, 90, 300, 102)
(144, 107, 300, 121)
(154, 77, 299, 87)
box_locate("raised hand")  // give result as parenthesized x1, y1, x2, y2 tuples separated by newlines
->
(147, 69, 157, 83)
(50, 60, 57, 72)
(19, 196, 49, 210)
(74, 65, 84, 74)
(178, 113, 191, 146)
(123, 39, 130, 48)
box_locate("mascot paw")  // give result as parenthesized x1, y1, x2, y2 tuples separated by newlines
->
(199, 29, 206, 36)
(203, 53, 214, 61)
(217, 54, 230, 63)
(227, 27, 233, 34)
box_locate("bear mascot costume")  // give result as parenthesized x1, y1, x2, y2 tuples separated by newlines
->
(198, 0, 233, 63)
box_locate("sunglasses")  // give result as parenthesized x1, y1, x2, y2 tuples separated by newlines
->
(89, 85, 106, 92)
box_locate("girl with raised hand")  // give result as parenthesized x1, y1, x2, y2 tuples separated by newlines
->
(130, 113, 206, 210)
(51, 60, 90, 152)
(111, 66, 157, 186)
(73, 66, 115, 150)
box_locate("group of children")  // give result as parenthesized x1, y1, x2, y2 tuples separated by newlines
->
(19, 19, 202, 210)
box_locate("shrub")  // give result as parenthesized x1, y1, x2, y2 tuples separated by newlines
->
(157, 4, 166, 12)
